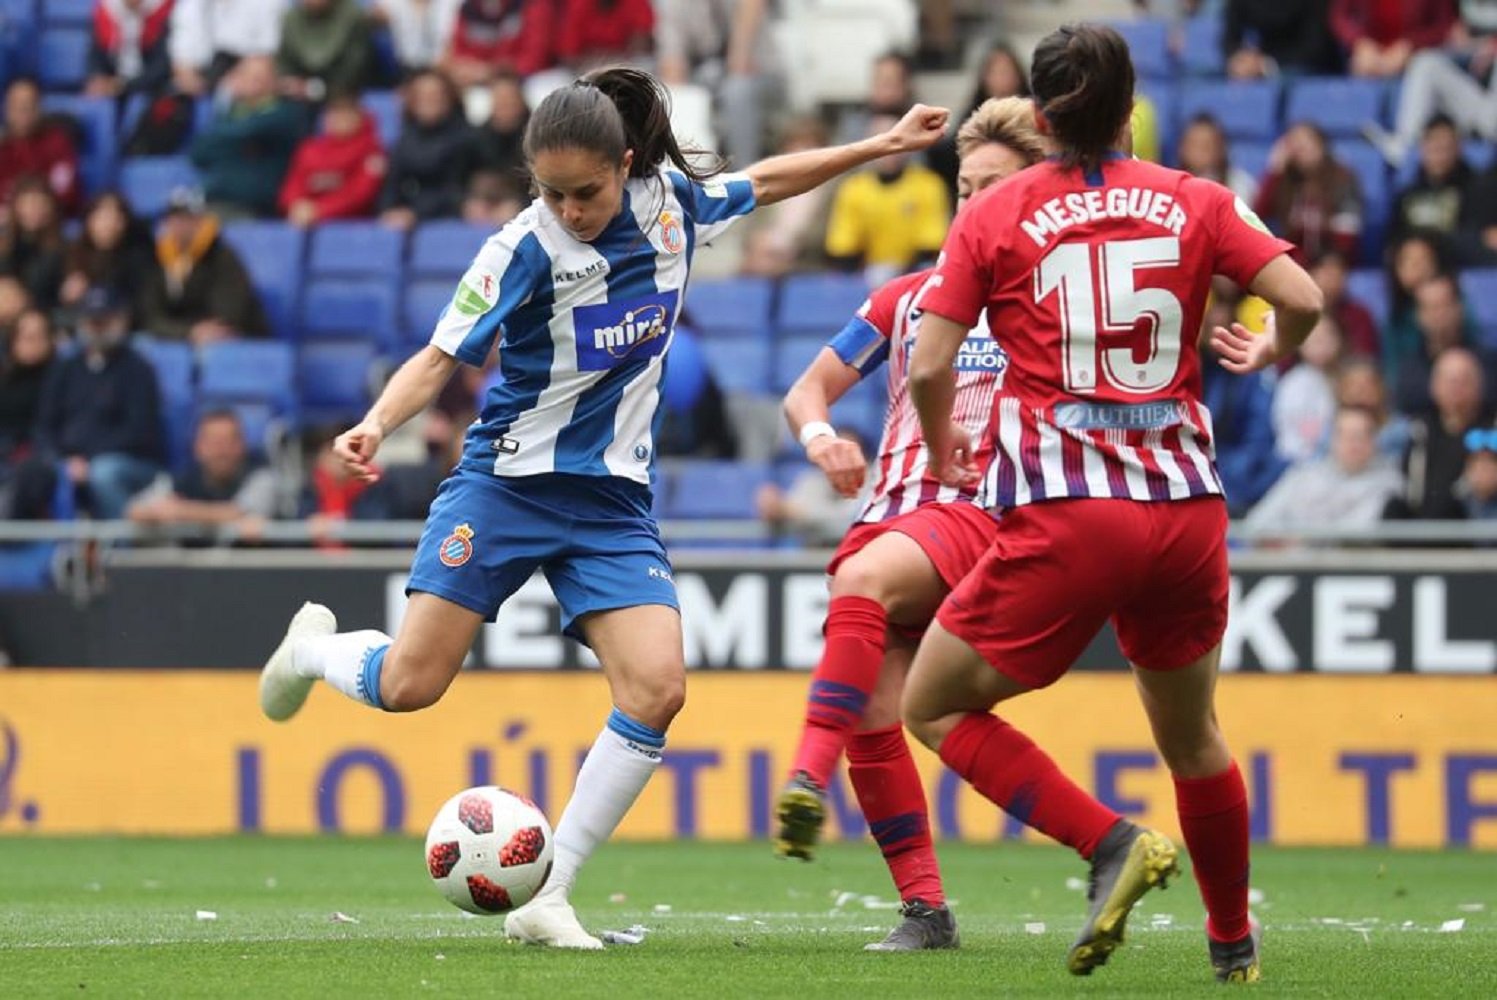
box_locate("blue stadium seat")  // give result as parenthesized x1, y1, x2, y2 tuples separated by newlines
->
(0, 0, 37, 23)
(829, 380, 887, 452)
(131, 337, 195, 470)
(409, 220, 490, 279)
(1112, 19, 1172, 79)
(41, 0, 91, 25)
(1180, 14, 1224, 76)
(775, 273, 870, 337)
(300, 277, 400, 347)
(773, 334, 832, 392)
(309, 221, 406, 280)
(42, 94, 117, 196)
(402, 277, 454, 343)
(363, 90, 402, 150)
(1230, 140, 1272, 185)
(684, 276, 774, 338)
(661, 460, 771, 519)
(221, 222, 306, 340)
(699, 337, 772, 395)
(1286, 77, 1388, 137)
(1459, 269, 1497, 337)
(1137, 80, 1179, 163)
(0, 543, 56, 591)
(36, 26, 88, 90)
(1345, 268, 1389, 328)
(1178, 80, 1280, 141)
(298, 341, 377, 422)
(1331, 139, 1390, 223)
(198, 340, 297, 412)
(118, 155, 200, 218)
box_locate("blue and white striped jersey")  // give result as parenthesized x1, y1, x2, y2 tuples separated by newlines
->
(430, 167, 756, 485)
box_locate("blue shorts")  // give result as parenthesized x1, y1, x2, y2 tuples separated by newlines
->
(407, 471, 678, 642)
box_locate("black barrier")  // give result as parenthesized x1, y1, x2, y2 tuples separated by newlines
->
(3, 550, 1495, 672)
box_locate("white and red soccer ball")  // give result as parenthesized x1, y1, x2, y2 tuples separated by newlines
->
(424, 787, 554, 914)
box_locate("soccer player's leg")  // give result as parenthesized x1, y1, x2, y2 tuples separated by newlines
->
(503, 529, 682, 949)
(1120, 500, 1255, 982)
(258, 474, 524, 721)
(778, 527, 946, 860)
(853, 635, 956, 952)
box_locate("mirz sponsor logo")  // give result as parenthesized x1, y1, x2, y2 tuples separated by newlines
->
(573, 290, 680, 372)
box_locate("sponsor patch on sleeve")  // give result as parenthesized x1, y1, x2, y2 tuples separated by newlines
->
(453, 266, 501, 317)
(1234, 197, 1271, 235)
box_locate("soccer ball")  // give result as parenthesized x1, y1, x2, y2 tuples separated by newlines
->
(424, 786, 554, 914)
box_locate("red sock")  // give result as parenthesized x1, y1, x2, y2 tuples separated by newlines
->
(789, 596, 887, 786)
(940, 712, 1120, 858)
(1174, 761, 1251, 942)
(848, 725, 944, 906)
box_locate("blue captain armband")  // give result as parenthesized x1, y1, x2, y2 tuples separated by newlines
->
(827, 316, 890, 377)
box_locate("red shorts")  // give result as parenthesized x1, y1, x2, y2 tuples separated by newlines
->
(829, 502, 1000, 591)
(937, 497, 1229, 689)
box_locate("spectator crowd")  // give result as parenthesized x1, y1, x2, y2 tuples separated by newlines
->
(1, 0, 1496, 554)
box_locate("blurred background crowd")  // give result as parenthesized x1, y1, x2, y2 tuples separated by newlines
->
(1, 0, 1496, 562)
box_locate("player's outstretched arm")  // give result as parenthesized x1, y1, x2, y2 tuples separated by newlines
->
(335, 345, 459, 483)
(1213, 255, 1323, 375)
(744, 104, 949, 207)
(784, 349, 867, 498)
(908, 311, 979, 487)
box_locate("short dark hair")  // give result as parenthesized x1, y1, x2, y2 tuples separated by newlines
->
(1030, 24, 1135, 173)
(1424, 113, 1458, 136)
(197, 408, 242, 433)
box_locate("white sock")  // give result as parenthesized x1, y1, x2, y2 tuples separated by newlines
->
(293, 630, 393, 709)
(540, 708, 665, 900)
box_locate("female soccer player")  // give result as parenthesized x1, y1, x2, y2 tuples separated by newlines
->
(771, 97, 1046, 952)
(257, 67, 949, 949)
(903, 25, 1322, 983)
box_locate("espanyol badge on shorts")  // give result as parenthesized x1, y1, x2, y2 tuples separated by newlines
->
(439, 523, 475, 567)
(659, 211, 684, 255)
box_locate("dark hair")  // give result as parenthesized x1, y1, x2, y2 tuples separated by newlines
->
(524, 66, 721, 181)
(1424, 112, 1458, 136)
(967, 42, 1031, 113)
(1386, 229, 1455, 316)
(197, 407, 242, 433)
(1178, 113, 1228, 177)
(1335, 403, 1381, 429)
(1030, 24, 1134, 173)
(404, 68, 461, 123)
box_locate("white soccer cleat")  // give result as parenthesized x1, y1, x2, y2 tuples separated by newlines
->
(504, 893, 604, 950)
(258, 602, 336, 722)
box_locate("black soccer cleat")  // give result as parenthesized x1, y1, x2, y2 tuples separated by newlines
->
(1209, 917, 1263, 983)
(863, 899, 960, 952)
(1067, 819, 1180, 976)
(773, 771, 826, 861)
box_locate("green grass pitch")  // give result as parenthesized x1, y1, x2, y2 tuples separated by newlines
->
(1, 838, 1492, 998)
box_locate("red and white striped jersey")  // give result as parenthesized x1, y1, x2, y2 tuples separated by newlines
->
(827, 269, 1008, 522)
(923, 155, 1295, 507)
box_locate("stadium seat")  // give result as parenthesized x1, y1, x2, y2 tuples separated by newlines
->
(1285, 77, 1388, 137)
(300, 277, 400, 347)
(700, 338, 773, 396)
(1112, 19, 1172, 80)
(402, 277, 454, 344)
(684, 276, 774, 338)
(41, 0, 91, 25)
(0, 0, 37, 23)
(1459, 269, 1497, 337)
(1137, 80, 1179, 163)
(1230, 140, 1272, 185)
(298, 341, 378, 422)
(198, 340, 297, 413)
(0, 543, 57, 591)
(1345, 268, 1389, 328)
(221, 222, 306, 340)
(829, 381, 887, 451)
(409, 220, 490, 279)
(660, 460, 771, 519)
(36, 26, 88, 90)
(132, 337, 196, 471)
(309, 221, 406, 280)
(1331, 139, 1390, 223)
(42, 94, 117, 196)
(773, 334, 832, 392)
(1178, 80, 1280, 141)
(362, 90, 402, 150)
(118, 155, 200, 218)
(775, 273, 870, 337)
(1180, 14, 1225, 76)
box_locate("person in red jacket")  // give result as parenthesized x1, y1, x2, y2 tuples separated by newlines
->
(556, 0, 654, 69)
(1331, 0, 1459, 78)
(440, 0, 553, 89)
(279, 94, 388, 226)
(0, 79, 81, 216)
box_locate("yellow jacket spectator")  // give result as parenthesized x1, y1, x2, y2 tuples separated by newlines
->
(824, 115, 949, 283)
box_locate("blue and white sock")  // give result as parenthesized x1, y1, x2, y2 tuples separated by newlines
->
(540, 708, 666, 900)
(293, 630, 393, 710)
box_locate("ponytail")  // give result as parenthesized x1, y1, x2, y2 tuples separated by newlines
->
(1030, 24, 1135, 174)
(524, 66, 723, 182)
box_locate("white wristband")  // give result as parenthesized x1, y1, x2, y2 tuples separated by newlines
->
(799, 421, 836, 449)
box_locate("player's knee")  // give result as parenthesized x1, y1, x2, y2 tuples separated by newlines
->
(378, 651, 453, 712)
(1155, 724, 1230, 778)
(830, 555, 897, 607)
(618, 668, 685, 732)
